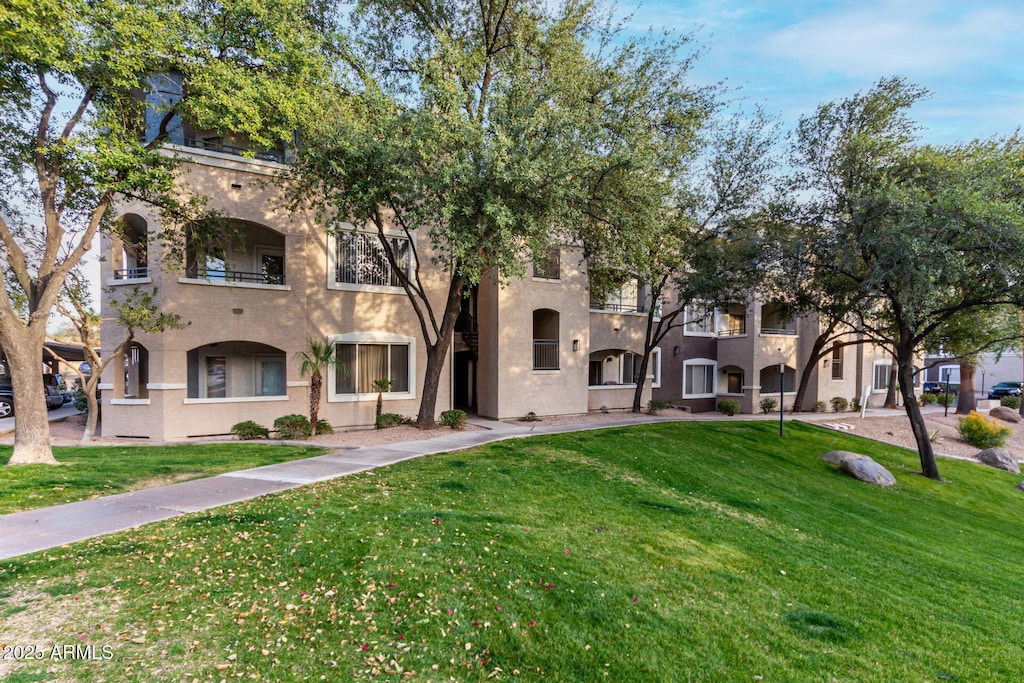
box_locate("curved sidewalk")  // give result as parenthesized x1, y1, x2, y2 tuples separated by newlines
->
(0, 408, 940, 561)
(0, 415, 680, 561)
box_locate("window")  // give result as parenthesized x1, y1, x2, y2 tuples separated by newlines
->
(721, 308, 746, 336)
(334, 231, 411, 288)
(683, 360, 716, 397)
(650, 347, 662, 388)
(124, 343, 149, 398)
(257, 247, 285, 285)
(591, 280, 641, 313)
(533, 248, 560, 280)
(684, 303, 714, 335)
(533, 309, 559, 370)
(873, 361, 892, 392)
(334, 343, 411, 395)
(256, 357, 286, 396)
(622, 352, 642, 385)
(760, 302, 796, 335)
(831, 343, 844, 379)
(206, 356, 226, 398)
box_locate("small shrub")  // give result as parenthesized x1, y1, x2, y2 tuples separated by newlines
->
(812, 400, 827, 413)
(759, 397, 778, 414)
(519, 411, 541, 422)
(647, 399, 669, 416)
(599, 405, 609, 414)
(717, 399, 740, 416)
(1000, 396, 1021, 410)
(851, 396, 862, 412)
(231, 420, 270, 440)
(440, 409, 467, 430)
(376, 413, 410, 429)
(935, 392, 955, 407)
(316, 419, 334, 435)
(920, 392, 939, 405)
(958, 411, 1011, 449)
(830, 396, 848, 413)
(274, 414, 311, 440)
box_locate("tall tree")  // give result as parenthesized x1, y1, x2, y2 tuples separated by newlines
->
(294, 0, 707, 427)
(585, 105, 777, 414)
(0, 0, 336, 464)
(786, 78, 1024, 480)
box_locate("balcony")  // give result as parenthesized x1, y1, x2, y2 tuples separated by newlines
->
(183, 137, 287, 164)
(186, 267, 284, 286)
(114, 267, 150, 280)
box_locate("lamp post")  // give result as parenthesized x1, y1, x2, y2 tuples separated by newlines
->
(943, 368, 951, 418)
(779, 362, 785, 437)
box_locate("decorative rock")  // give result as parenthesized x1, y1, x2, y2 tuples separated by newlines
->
(822, 451, 896, 487)
(821, 450, 866, 465)
(1017, 482, 1024, 491)
(975, 447, 1020, 474)
(988, 406, 1021, 424)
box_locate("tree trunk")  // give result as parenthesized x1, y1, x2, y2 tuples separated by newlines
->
(631, 349, 652, 414)
(82, 374, 101, 442)
(376, 392, 383, 421)
(793, 332, 830, 412)
(414, 274, 464, 430)
(884, 364, 899, 408)
(4, 328, 58, 465)
(896, 347, 941, 480)
(955, 361, 977, 415)
(309, 371, 322, 436)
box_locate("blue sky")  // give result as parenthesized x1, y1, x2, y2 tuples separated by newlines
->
(626, 0, 1023, 144)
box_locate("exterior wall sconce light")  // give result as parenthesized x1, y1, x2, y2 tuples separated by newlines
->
(232, 308, 244, 315)
(673, 346, 680, 356)
(823, 359, 830, 367)
(572, 339, 580, 351)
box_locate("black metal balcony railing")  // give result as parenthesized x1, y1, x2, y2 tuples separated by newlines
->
(761, 327, 798, 336)
(590, 302, 647, 314)
(183, 138, 286, 164)
(114, 267, 150, 280)
(533, 339, 559, 370)
(719, 326, 747, 337)
(187, 268, 285, 285)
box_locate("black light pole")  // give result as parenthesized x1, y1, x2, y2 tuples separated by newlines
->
(779, 362, 785, 437)
(943, 368, 951, 418)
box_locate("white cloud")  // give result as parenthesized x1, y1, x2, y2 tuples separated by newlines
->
(759, 2, 1023, 77)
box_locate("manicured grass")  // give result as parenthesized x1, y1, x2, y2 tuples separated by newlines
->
(2, 422, 1024, 682)
(0, 444, 327, 514)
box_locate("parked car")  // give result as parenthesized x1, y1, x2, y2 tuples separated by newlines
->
(0, 380, 13, 419)
(0, 374, 65, 418)
(987, 381, 1023, 399)
(923, 381, 956, 396)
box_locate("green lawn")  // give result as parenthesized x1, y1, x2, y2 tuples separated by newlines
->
(0, 443, 327, 514)
(2, 422, 1023, 682)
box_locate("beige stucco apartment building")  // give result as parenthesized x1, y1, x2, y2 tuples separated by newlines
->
(98, 109, 904, 440)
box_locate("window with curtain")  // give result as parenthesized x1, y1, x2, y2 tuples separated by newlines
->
(334, 342, 410, 395)
(683, 361, 716, 396)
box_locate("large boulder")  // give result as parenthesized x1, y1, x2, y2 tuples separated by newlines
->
(976, 447, 1020, 474)
(822, 451, 897, 487)
(989, 406, 1021, 424)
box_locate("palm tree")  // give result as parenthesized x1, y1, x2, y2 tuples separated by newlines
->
(372, 378, 393, 422)
(296, 338, 342, 436)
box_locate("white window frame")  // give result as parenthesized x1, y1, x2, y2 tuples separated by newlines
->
(683, 303, 716, 337)
(682, 358, 717, 398)
(327, 226, 417, 295)
(255, 355, 287, 397)
(650, 347, 662, 389)
(872, 360, 892, 394)
(327, 332, 416, 403)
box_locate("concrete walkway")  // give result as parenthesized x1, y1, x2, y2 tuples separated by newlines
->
(0, 408, 921, 561)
